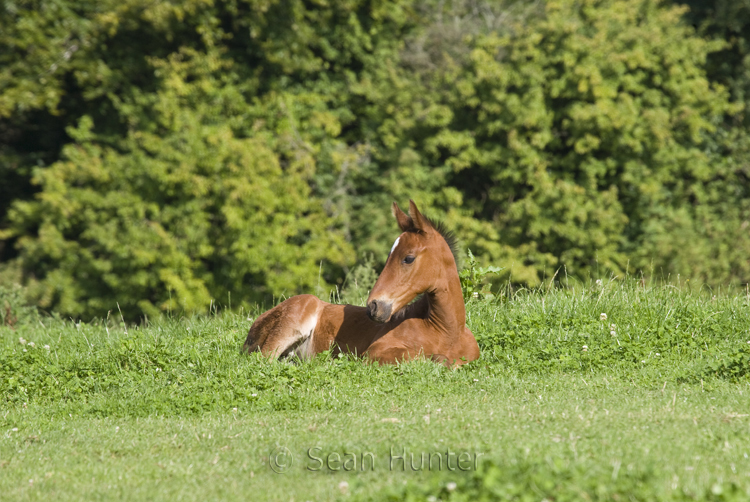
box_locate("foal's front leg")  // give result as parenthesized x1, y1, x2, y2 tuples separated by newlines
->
(365, 338, 444, 365)
(367, 346, 457, 367)
(366, 345, 414, 365)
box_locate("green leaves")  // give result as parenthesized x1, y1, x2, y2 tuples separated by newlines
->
(436, 0, 741, 284)
(459, 250, 503, 301)
(4, 46, 354, 319)
(2, 0, 750, 319)
(1, 0, 424, 319)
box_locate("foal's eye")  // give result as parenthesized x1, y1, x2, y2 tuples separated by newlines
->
(403, 255, 416, 265)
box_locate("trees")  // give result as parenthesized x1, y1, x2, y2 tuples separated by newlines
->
(1, 0, 748, 320)
(389, 0, 748, 285)
(0, 0, 415, 319)
(676, 0, 750, 107)
(3, 48, 352, 319)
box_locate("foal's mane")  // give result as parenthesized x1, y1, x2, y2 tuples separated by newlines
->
(405, 214, 459, 265)
(425, 216, 460, 265)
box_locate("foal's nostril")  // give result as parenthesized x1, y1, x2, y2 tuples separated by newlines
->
(366, 299, 392, 323)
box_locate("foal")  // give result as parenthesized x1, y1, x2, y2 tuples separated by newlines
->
(242, 200, 480, 365)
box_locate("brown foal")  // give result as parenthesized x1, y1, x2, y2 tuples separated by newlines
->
(242, 200, 480, 366)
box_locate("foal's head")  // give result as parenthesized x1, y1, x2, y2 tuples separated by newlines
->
(366, 200, 458, 323)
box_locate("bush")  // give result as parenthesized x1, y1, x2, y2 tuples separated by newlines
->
(391, 0, 748, 286)
(3, 50, 352, 320)
(0, 284, 36, 329)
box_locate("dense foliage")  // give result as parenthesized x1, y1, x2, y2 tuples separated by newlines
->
(1, 0, 749, 319)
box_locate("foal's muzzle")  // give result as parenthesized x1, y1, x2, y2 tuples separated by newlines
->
(367, 299, 392, 323)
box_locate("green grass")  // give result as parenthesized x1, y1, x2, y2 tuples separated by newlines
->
(1, 280, 750, 501)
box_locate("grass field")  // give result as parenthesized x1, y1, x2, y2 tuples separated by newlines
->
(1, 280, 750, 501)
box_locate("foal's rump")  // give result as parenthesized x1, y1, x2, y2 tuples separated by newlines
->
(242, 294, 323, 359)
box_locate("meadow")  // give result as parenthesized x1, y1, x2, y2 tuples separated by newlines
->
(1, 279, 750, 501)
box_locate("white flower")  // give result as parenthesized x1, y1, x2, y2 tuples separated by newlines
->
(610, 330, 616, 336)
(446, 482, 457, 491)
(44, 345, 50, 350)
(18, 337, 26, 345)
(338, 481, 349, 492)
(582, 345, 588, 352)
(28, 342, 35, 348)
(600, 313, 607, 321)
(595, 279, 603, 287)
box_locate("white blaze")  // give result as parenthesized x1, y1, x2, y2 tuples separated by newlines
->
(390, 236, 400, 256)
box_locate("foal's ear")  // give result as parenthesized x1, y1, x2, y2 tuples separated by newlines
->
(392, 202, 413, 232)
(408, 199, 429, 231)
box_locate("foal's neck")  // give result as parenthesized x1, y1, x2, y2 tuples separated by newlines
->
(425, 268, 465, 338)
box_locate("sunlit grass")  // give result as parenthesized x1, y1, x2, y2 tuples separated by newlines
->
(1, 280, 749, 501)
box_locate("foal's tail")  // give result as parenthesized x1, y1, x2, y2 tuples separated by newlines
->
(242, 305, 284, 354)
(242, 322, 264, 353)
